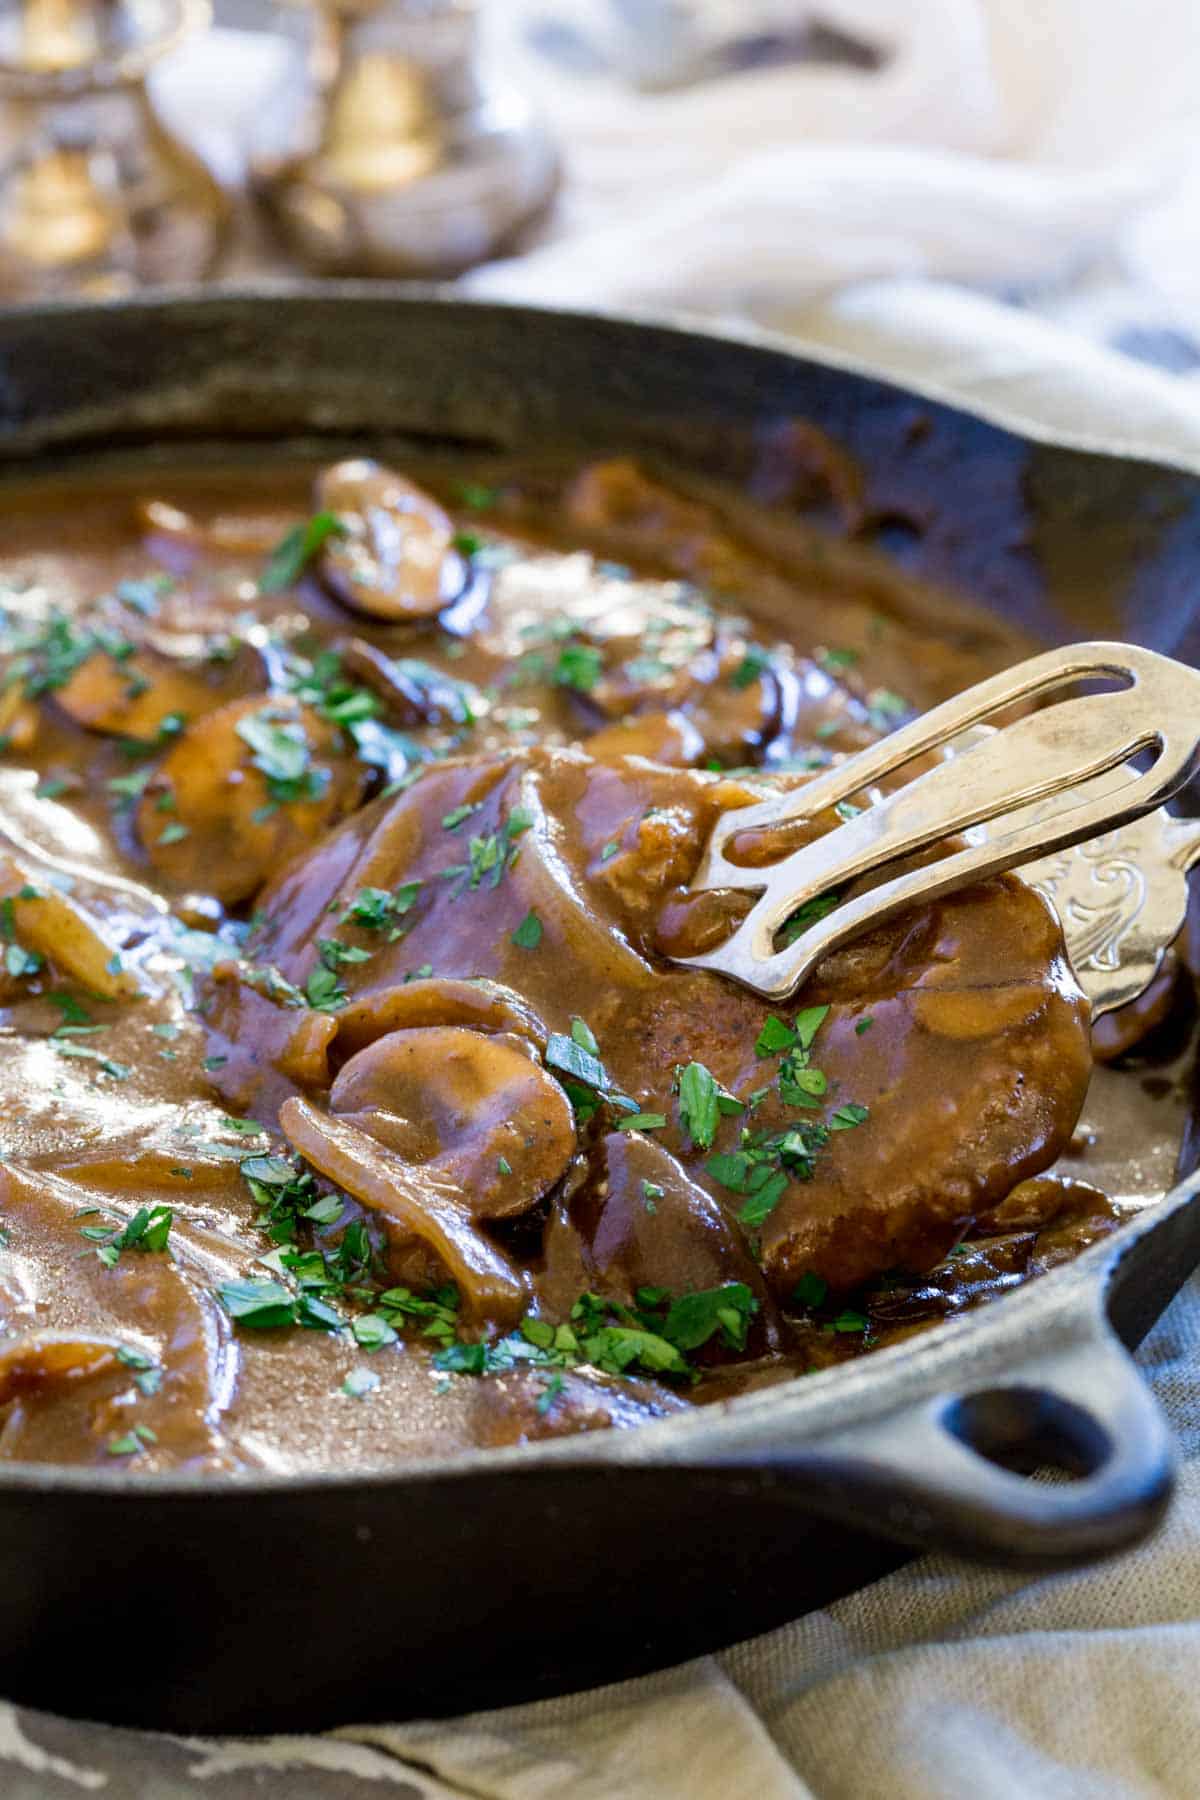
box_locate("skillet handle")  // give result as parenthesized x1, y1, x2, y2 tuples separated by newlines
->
(699, 1302, 1176, 1567)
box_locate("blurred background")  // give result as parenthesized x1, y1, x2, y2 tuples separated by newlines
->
(3, 0, 1200, 395)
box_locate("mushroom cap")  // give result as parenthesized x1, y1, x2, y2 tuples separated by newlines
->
(315, 459, 465, 623)
(137, 694, 366, 905)
(330, 1025, 576, 1220)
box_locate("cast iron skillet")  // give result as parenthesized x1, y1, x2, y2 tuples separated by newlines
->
(2, 289, 1200, 1734)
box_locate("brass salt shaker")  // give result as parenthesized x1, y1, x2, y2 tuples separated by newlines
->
(249, 0, 558, 278)
(0, 0, 228, 301)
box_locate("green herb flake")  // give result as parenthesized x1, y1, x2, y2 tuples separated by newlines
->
(855, 1016, 875, 1036)
(755, 1014, 798, 1058)
(736, 1171, 789, 1228)
(546, 1033, 608, 1092)
(352, 1313, 398, 1352)
(614, 1112, 667, 1132)
(661, 1282, 758, 1353)
(794, 1004, 830, 1049)
(217, 1278, 297, 1330)
(792, 1271, 829, 1310)
(778, 893, 839, 946)
(553, 642, 604, 694)
(261, 511, 346, 593)
(536, 1372, 565, 1415)
(54, 1042, 131, 1080)
(676, 1061, 732, 1151)
(511, 909, 543, 950)
(455, 481, 500, 512)
(343, 1367, 381, 1399)
(830, 1102, 870, 1131)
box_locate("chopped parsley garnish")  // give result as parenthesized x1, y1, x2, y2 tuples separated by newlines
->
(352, 1313, 398, 1352)
(456, 481, 500, 511)
(441, 807, 534, 895)
(536, 1373, 565, 1415)
(511, 908, 543, 950)
(106, 1425, 157, 1457)
(343, 1367, 381, 1398)
(614, 1112, 667, 1132)
(867, 687, 908, 722)
(81, 1203, 173, 1266)
(855, 1015, 874, 1036)
(54, 1042, 131, 1080)
(657, 1283, 758, 1353)
(343, 882, 421, 934)
(676, 1061, 740, 1151)
(261, 511, 346, 593)
(792, 1271, 829, 1310)
(316, 937, 372, 971)
(730, 645, 773, 689)
(48, 990, 92, 1026)
(553, 643, 604, 693)
(430, 1283, 760, 1387)
(216, 1278, 299, 1330)
(546, 1032, 608, 1092)
(778, 893, 839, 946)
(236, 708, 330, 811)
(832, 1309, 869, 1334)
(4, 941, 41, 979)
(793, 1004, 830, 1049)
(754, 1014, 798, 1058)
(831, 1102, 870, 1130)
(442, 802, 481, 831)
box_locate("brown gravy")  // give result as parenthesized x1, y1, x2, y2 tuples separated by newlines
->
(0, 453, 1188, 1474)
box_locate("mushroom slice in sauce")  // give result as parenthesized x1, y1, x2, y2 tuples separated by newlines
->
(136, 694, 367, 905)
(315, 459, 467, 622)
(329, 1026, 576, 1221)
(335, 977, 548, 1059)
(279, 1096, 529, 1326)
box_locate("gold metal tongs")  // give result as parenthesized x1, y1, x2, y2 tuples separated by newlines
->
(677, 642, 1200, 1004)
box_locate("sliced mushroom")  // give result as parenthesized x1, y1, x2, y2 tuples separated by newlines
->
(541, 1132, 779, 1358)
(336, 977, 547, 1060)
(584, 709, 706, 767)
(336, 638, 482, 728)
(0, 852, 140, 1000)
(0, 1332, 117, 1402)
(279, 1096, 529, 1326)
(53, 646, 230, 744)
(329, 1025, 575, 1220)
(136, 694, 367, 905)
(136, 498, 291, 556)
(315, 460, 466, 622)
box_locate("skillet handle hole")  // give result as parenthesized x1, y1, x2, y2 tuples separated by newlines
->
(942, 1386, 1113, 1481)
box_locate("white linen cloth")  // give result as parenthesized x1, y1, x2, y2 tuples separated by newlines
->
(10, 5, 1200, 1794)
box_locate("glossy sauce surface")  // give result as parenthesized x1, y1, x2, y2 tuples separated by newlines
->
(0, 453, 1186, 1473)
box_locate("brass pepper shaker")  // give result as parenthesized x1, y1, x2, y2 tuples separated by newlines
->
(0, 0, 228, 301)
(249, 0, 558, 278)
